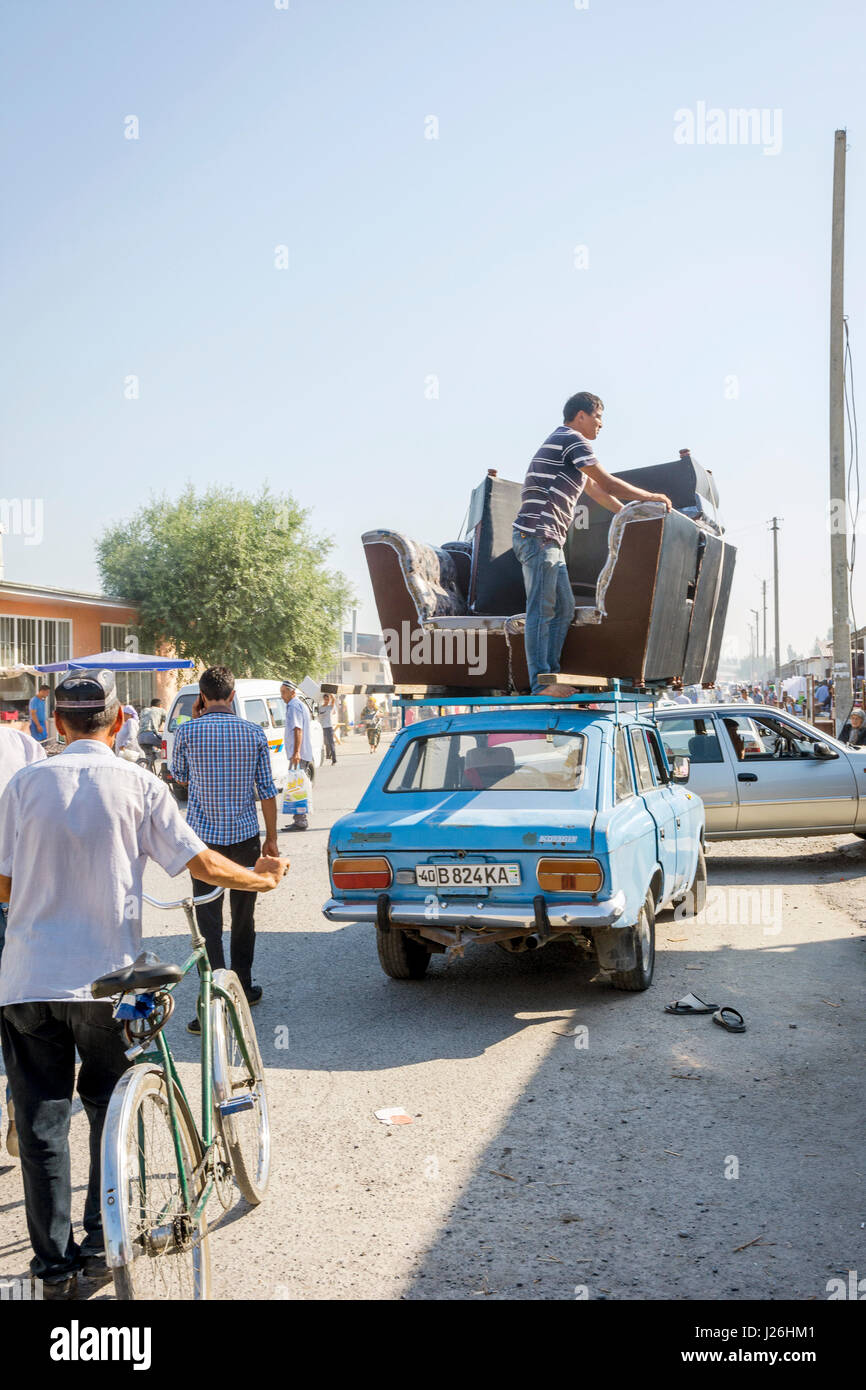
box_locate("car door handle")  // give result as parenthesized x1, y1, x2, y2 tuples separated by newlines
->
(737, 773, 758, 782)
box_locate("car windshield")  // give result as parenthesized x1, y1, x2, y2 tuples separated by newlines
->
(385, 730, 586, 793)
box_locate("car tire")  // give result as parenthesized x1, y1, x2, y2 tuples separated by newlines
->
(376, 927, 431, 980)
(675, 844, 707, 918)
(609, 892, 655, 992)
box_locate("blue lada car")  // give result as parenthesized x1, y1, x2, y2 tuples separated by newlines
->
(322, 701, 706, 992)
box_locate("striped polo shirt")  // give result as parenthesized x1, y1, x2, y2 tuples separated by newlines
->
(513, 425, 600, 547)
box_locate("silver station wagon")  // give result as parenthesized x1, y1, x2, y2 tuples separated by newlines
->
(655, 703, 866, 840)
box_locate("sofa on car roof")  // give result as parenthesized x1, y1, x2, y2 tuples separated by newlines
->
(362, 451, 735, 692)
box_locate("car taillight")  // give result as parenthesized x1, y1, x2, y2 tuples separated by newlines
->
(332, 857, 392, 890)
(536, 859, 603, 893)
(161, 740, 167, 754)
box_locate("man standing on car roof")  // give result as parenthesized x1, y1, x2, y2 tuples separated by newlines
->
(0, 669, 287, 1299)
(512, 392, 672, 696)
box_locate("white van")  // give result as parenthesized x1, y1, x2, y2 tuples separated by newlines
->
(162, 679, 324, 801)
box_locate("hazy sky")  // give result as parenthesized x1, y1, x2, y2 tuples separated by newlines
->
(2, 0, 865, 670)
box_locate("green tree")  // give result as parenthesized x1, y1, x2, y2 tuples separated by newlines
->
(97, 486, 353, 679)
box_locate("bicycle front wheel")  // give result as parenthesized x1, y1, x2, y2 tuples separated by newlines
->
(101, 1066, 211, 1300)
(211, 970, 271, 1204)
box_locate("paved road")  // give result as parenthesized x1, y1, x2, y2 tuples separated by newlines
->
(1, 732, 864, 1300)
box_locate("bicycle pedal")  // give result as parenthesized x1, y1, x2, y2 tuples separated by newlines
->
(218, 1094, 256, 1115)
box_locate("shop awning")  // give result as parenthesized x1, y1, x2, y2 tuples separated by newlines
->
(35, 649, 194, 673)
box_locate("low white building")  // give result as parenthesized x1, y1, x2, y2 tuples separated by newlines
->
(323, 631, 394, 728)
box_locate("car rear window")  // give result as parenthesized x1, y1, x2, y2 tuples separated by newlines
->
(657, 716, 723, 764)
(385, 730, 586, 793)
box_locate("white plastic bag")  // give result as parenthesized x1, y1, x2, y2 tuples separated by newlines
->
(282, 767, 313, 817)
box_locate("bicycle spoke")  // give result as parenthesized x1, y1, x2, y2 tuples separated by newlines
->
(119, 1084, 204, 1300)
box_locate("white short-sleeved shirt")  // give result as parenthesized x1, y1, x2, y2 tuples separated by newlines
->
(0, 739, 207, 1005)
(285, 696, 313, 764)
(0, 727, 47, 799)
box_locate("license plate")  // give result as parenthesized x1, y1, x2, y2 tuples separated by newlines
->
(415, 863, 521, 888)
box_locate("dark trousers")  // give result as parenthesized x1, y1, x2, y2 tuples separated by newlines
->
(0, 1000, 130, 1281)
(323, 727, 337, 763)
(191, 834, 261, 988)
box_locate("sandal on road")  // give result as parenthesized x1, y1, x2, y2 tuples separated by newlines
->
(712, 1006, 746, 1033)
(664, 992, 720, 1015)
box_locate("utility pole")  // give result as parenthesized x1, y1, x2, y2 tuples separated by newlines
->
(761, 580, 767, 667)
(770, 517, 782, 680)
(751, 609, 760, 684)
(830, 128, 852, 733)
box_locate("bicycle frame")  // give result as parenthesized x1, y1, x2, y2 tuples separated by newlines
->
(130, 891, 259, 1223)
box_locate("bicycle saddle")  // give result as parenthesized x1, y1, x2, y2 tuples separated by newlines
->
(91, 953, 184, 1000)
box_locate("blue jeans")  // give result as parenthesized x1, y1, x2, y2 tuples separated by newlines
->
(512, 528, 575, 693)
(0, 1000, 130, 1281)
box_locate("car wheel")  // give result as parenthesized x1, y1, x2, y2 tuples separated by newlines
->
(609, 892, 655, 992)
(376, 927, 431, 980)
(675, 845, 707, 918)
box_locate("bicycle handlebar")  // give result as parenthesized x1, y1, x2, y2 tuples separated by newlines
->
(142, 887, 225, 910)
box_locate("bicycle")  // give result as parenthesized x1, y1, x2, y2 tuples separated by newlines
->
(91, 886, 270, 1300)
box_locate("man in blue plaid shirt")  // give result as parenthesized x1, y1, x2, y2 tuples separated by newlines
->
(171, 666, 280, 1029)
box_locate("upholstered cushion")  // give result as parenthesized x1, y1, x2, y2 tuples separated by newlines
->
(362, 530, 468, 621)
(594, 500, 668, 615)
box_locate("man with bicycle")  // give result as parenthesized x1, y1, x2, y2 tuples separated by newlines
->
(0, 669, 287, 1299)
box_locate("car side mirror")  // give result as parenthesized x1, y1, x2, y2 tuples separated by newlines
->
(812, 742, 838, 760)
(671, 755, 691, 782)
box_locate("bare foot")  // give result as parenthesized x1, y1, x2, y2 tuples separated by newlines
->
(537, 683, 578, 697)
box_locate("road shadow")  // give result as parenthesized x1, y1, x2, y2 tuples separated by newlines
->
(706, 835, 866, 882)
(391, 929, 866, 1300)
(130, 889, 866, 1081)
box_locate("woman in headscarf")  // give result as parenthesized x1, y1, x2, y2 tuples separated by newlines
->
(115, 703, 144, 762)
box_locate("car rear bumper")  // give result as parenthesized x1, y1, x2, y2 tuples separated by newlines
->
(322, 890, 627, 932)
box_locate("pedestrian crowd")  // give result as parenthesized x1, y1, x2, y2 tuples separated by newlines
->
(0, 662, 391, 1298)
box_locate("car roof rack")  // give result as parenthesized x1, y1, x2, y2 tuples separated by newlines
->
(395, 677, 664, 717)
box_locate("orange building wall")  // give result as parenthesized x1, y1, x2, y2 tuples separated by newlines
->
(0, 593, 182, 705)
(0, 594, 138, 652)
